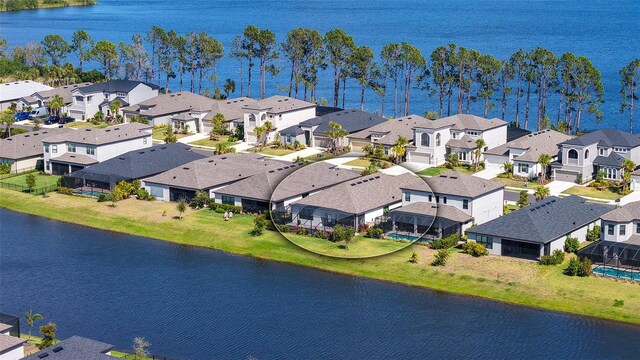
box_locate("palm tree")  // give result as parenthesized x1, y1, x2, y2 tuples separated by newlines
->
(534, 185, 550, 201)
(391, 136, 409, 163)
(474, 138, 487, 172)
(260, 121, 273, 147)
(621, 159, 637, 194)
(537, 153, 552, 184)
(109, 99, 122, 124)
(25, 310, 43, 341)
(48, 94, 64, 117)
(324, 121, 348, 155)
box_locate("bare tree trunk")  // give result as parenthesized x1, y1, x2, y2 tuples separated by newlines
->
(393, 76, 398, 118)
(342, 77, 347, 108)
(360, 84, 365, 111)
(333, 65, 340, 107)
(524, 81, 531, 130)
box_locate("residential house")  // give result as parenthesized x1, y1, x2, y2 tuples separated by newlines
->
(43, 123, 153, 175)
(67, 80, 160, 120)
(63, 143, 209, 191)
(406, 114, 508, 166)
(633, 168, 640, 191)
(599, 202, 640, 244)
(484, 129, 573, 178)
(551, 129, 640, 183)
(17, 82, 93, 115)
(280, 109, 386, 148)
(214, 162, 306, 213)
(23, 336, 116, 359)
(289, 172, 423, 231)
(0, 80, 52, 110)
(270, 161, 361, 211)
(121, 91, 255, 133)
(242, 95, 316, 143)
(466, 196, 612, 260)
(0, 128, 72, 173)
(0, 323, 25, 360)
(348, 114, 429, 155)
(142, 153, 286, 201)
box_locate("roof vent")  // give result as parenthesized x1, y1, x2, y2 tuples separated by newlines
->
(38, 353, 49, 358)
(182, 167, 189, 170)
(52, 347, 63, 353)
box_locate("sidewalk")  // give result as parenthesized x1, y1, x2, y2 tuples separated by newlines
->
(277, 147, 323, 162)
(177, 132, 208, 144)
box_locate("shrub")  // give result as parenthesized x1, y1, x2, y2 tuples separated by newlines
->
(578, 258, 592, 277)
(430, 234, 459, 249)
(136, 188, 155, 201)
(189, 191, 209, 209)
(315, 230, 328, 239)
(330, 225, 355, 242)
(409, 252, 419, 263)
(97, 193, 110, 202)
(56, 186, 74, 195)
(462, 242, 488, 257)
(207, 200, 241, 213)
(250, 214, 267, 236)
(431, 249, 450, 266)
(587, 226, 601, 242)
(564, 236, 580, 253)
(565, 257, 581, 276)
(277, 224, 291, 233)
(365, 227, 384, 239)
(357, 223, 369, 233)
(214, 207, 226, 214)
(540, 250, 565, 265)
(296, 227, 308, 235)
(0, 163, 10, 174)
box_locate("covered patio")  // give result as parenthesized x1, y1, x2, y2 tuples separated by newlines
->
(578, 239, 640, 280)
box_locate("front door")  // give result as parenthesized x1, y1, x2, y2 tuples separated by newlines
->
(304, 130, 312, 147)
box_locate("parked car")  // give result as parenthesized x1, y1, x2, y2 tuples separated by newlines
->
(29, 107, 48, 119)
(44, 116, 60, 125)
(14, 111, 30, 120)
(59, 116, 75, 124)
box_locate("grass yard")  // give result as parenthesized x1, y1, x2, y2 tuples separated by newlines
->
(492, 176, 535, 189)
(152, 127, 189, 141)
(65, 122, 108, 129)
(250, 147, 297, 156)
(188, 135, 235, 148)
(304, 152, 336, 162)
(343, 158, 375, 168)
(286, 233, 408, 258)
(562, 185, 623, 200)
(0, 172, 59, 188)
(1, 188, 640, 326)
(417, 166, 475, 176)
(504, 204, 520, 214)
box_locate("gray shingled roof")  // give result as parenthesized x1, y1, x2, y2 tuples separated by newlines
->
(270, 162, 361, 202)
(485, 129, 573, 162)
(142, 153, 286, 190)
(241, 95, 315, 113)
(561, 129, 640, 148)
(66, 144, 208, 184)
(281, 109, 386, 137)
(347, 114, 427, 146)
(404, 171, 504, 198)
(75, 80, 159, 94)
(446, 135, 476, 150)
(0, 334, 25, 353)
(413, 114, 507, 131)
(121, 91, 215, 117)
(292, 172, 423, 215)
(43, 123, 151, 146)
(391, 202, 472, 223)
(33, 82, 93, 105)
(51, 153, 98, 165)
(0, 128, 72, 160)
(23, 336, 115, 360)
(600, 202, 640, 222)
(467, 196, 613, 244)
(214, 162, 306, 201)
(594, 153, 626, 167)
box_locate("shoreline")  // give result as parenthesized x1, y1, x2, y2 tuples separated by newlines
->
(1, 189, 639, 327)
(1, 1, 96, 12)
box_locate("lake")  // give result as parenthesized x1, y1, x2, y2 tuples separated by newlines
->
(1, 208, 640, 359)
(1, 0, 639, 132)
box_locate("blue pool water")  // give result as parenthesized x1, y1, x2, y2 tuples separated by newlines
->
(385, 233, 422, 242)
(594, 267, 640, 281)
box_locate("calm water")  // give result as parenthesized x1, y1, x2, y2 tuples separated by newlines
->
(1, 1, 640, 132)
(1, 209, 640, 359)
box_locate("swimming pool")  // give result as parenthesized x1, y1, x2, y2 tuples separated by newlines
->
(593, 267, 640, 281)
(385, 233, 423, 242)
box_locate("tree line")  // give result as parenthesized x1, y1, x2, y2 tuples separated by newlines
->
(0, 26, 638, 134)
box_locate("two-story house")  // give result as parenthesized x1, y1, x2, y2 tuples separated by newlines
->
(42, 123, 153, 175)
(551, 129, 640, 183)
(18, 83, 93, 115)
(0, 128, 72, 173)
(67, 80, 160, 120)
(241, 95, 316, 144)
(484, 129, 573, 178)
(0, 80, 52, 110)
(406, 114, 508, 166)
(600, 202, 640, 244)
(348, 114, 429, 155)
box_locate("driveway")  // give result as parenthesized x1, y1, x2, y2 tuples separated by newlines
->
(546, 181, 576, 196)
(178, 132, 208, 144)
(473, 167, 502, 180)
(400, 162, 430, 173)
(620, 190, 640, 206)
(381, 165, 412, 175)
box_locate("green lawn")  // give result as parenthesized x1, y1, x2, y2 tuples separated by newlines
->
(417, 166, 475, 176)
(250, 147, 297, 156)
(492, 176, 535, 189)
(2, 189, 640, 326)
(343, 158, 375, 168)
(562, 186, 623, 200)
(188, 135, 235, 148)
(152, 127, 189, 141)
(304, 151, 336, 162)
(286, 233, 408, 258)
(65, 122, 108, 129)
(0, 173, 59, 188)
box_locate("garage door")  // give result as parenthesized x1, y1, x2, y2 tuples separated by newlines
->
(408, 151, 431, 164)
(350, 140, 370, 152)
(554, 170, 578, 183)
(484, 155, 507, 171)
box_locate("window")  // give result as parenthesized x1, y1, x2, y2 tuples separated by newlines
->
(404, 192, 411, 202)
(299, 207, 314, 220)
(518, 163, 529, 173)
(608, 224, 614, 235)
(116, 92, 127, 97)
(598, 148, 604, 156)
(435, 133, 442, 147)
(87, 96, 93, 103)
(68, 144, 76, 153)
(620, 225, 626, 236)
(86, 146, 96, 156)
(383, 146, 390, 155)
(51, 145, 57, 154)
(428, 195, 432, 202)
(452, 132, 458, 139)
(74, 96, 83, 102)
(435, 195, 440, 203)
(463, 199, 469, 210)
(637, 222, 640, 234)
(443, 196, 447, 204)
(46, 161, 50, 171)
(603, 168, 618, 180)
(584, 149, 589, 159)
(221, 195, 235, 205)
(568, 149, 578, 159)
(614, 147, 628, 153)
(45, 145, 49, 153)
(420, 133, 430, 147)
(476, 235, 493, 249)
(467, 131, 479, 136)
(143, 137, 148, 145)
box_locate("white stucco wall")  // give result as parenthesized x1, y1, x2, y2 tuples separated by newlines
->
(0, 343, 24, 360)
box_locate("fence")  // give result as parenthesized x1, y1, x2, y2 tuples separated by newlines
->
(0, 166, 38, 180)
(0, 182, 57, 195)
